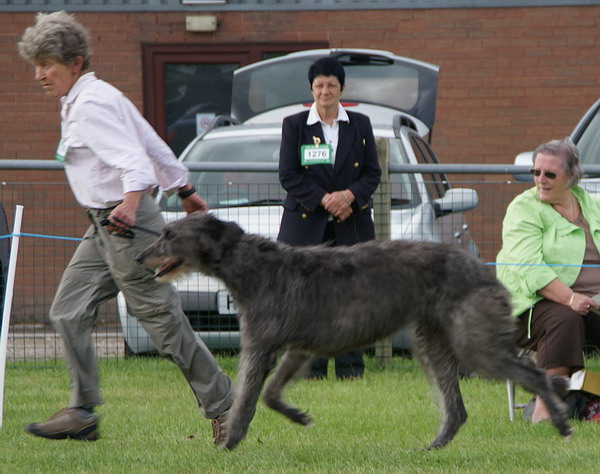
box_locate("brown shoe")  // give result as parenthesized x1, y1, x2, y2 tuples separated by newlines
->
(26, 407, 99, 441)
(211, 410, 228, 446)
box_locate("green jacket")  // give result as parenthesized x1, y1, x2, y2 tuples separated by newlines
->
(496, 185, 600, 317)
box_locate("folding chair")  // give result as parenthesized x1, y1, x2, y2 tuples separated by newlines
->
(507, 349, 536, 421)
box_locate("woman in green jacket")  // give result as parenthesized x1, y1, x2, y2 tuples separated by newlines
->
(497, 138, 600, 423)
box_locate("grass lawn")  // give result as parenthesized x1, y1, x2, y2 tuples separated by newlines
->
(1, 355, 598, 473)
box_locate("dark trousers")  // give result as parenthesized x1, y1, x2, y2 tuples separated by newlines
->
(307, 351, 365, 380)
(306, 221, 365, 380)
(516, 298, 600, 371)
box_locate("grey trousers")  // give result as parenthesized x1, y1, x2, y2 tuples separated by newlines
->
(49, 194, 235, 419)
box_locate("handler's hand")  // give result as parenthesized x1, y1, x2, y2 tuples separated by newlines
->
(107, 193, 142, 233)
(181, 193, 209, 214)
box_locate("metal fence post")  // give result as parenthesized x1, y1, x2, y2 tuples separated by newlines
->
(372, 138, 393, 366)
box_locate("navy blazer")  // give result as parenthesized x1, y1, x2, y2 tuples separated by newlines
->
(277, 109, 382, 246)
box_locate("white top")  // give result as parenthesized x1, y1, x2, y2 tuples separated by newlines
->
(306, 102, 349, 166)
(59, 72, 188, 209)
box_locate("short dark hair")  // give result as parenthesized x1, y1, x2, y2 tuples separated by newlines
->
(308, 57, 345, 88)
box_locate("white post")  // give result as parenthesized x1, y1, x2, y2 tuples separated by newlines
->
(0, 205, 24, 428)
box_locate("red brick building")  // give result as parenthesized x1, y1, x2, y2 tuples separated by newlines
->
(1, 1, 599, 172)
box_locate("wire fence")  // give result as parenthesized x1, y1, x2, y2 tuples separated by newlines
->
(1, 164, 599, 367)
(0, 181, 123, 364)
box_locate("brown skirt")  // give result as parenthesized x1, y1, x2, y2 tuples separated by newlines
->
(515, 298, 600, 371)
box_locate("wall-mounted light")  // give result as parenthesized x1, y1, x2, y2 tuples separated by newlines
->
(185, 15, 218, 32)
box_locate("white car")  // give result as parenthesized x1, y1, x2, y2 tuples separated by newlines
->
(514, 98, 600, 186)
(119, 49, 479, 354)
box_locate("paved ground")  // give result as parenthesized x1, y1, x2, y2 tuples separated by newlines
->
(6, 327, 125, 362)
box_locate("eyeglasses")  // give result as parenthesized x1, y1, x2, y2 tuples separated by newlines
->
(529, 168, 558, 180)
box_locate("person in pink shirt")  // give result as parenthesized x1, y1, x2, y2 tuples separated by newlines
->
(18, 11, 234, 444)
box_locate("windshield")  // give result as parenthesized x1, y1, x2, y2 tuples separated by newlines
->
(161, 135, 284, 210)
(160, 134, 420, 211)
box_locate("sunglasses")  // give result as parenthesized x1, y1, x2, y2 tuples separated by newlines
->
(529, 168, 558, 180)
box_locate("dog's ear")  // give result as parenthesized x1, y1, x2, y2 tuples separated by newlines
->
(203, 214, 244, 245)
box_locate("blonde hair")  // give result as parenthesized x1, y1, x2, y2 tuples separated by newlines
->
(18, 11, 91, 69)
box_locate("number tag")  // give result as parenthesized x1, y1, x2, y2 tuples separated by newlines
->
(301, 144, 333, 166)
(55, 138, 68, 163)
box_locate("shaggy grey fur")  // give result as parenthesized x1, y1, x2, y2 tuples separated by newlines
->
(137, 212, 572, 450)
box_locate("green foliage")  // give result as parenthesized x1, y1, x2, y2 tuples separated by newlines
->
(1, 356, 599, 473)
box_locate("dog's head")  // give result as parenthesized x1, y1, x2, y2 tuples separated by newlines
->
(137, 212, 244, 281)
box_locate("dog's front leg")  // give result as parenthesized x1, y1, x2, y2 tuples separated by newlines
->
(223, 348, 277, 450)
(263, 350, 313, 426)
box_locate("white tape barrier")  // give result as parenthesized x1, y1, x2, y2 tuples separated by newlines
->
(0, 205, 24, 428)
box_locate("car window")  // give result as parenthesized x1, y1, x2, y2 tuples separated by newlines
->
(386, 137, 421, 209)
(576, 105, 600, 166)
(236, 57, 419, 117)
(233, 50, 438, 129)
(160, 135, 285, 210)
(409, 133, 450, 200)
(160, 133, 421, 211)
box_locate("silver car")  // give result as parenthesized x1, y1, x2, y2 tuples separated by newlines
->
(514, 98, 600, 183)
(119, 49, 479, 354)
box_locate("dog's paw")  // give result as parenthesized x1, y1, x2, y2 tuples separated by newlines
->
(221, 436, 239, 451)
(298, 411, 313, 427)
(285, 408, 313, 426)
(562, 426, 575, 441)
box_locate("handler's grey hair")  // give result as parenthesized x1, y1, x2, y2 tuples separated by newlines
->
(18, 11, 92, 70)
(533, 137, 582, 187)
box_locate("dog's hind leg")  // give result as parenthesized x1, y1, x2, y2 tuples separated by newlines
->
(412, 326, 468, 450)
(263, 350, 313, 426)
(223, 348, 277, 450)
(477, 352, 572, 439)
(451, 299, 572, 440)
(527, 373, 572, 438)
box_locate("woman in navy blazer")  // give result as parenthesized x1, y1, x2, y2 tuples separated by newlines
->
(277, 57, 382, 379)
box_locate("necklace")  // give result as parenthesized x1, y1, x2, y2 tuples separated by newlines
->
(554, 195, 580, 223)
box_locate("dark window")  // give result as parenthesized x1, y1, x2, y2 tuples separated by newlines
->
(142, 43, 327, 156)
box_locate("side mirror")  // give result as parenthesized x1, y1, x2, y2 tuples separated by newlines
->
(514, 151, 533, 182)
(434, 188, 479, 216)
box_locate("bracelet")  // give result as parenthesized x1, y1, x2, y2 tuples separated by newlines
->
(342, 190, 351, 206)
(568, 292, 575, 307)
(178, 186, 196, 199)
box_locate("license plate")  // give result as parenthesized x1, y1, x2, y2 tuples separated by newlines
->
(217, 290, 238, 315)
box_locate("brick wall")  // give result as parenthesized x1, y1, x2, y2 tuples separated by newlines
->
(2, 7, 599, 169)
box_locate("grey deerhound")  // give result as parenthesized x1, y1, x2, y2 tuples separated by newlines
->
(137, 212, 572, 450)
